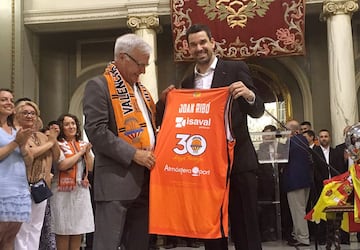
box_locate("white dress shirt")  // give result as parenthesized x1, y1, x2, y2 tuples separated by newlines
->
(194, 57, 217, 89)
(320, 145, 331, 178)
(134, 84, 155, 149)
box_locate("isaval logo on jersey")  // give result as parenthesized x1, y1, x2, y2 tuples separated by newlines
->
(175, 117, 211, 128)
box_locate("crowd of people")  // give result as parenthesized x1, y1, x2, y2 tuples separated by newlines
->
(0, 22, 357, 250)
(256, 120, 356, 247)
(0, 91, 94, 250)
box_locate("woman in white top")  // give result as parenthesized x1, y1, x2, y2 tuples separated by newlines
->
(50, 113, 94, 250)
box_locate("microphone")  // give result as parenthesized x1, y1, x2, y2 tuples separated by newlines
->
(264, 109, 289, 131)
(264, 109, 341, 176)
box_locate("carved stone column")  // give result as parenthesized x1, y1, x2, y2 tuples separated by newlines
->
(322, 0, 359, 145)
(128, 15, 160, 101)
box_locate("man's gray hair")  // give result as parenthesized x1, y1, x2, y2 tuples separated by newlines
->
(114, 33, 152, 60)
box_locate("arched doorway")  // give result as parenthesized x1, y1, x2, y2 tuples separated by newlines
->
(248, 64, 292, 132)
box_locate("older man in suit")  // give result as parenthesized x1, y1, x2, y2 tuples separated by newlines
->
(83, 33, 157, 250)
(158, 23, 264, 250)
(283, 120, 313, 247)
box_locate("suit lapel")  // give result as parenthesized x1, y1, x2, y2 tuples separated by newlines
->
(212, 59, 226, 88)
(329, 147, 334, 165)
(316, 146, 326, 161)
(320, 148, 326, 162)
(182, 58, 226, 89)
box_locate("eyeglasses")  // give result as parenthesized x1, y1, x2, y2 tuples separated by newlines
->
(21, 111, 36, 117)
(124, 53, 149, 68)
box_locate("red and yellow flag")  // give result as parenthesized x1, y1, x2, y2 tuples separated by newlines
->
(305, 172, 352, 223)
(305, 164, 360, 232)
(350, 164, 360, 223)
(340, 164, 360, 232)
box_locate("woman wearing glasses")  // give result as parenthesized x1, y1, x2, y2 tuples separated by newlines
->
(14, 100, 60, 250)
(0, 89, 33, 250)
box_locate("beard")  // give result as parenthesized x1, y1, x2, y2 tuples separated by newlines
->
(194, 49, 213, 65)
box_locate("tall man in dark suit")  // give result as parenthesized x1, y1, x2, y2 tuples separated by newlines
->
(158, 24, 264, 250)
(83, 33, 157, 250)
(312, 129, 346, 244)
(313, 129, 341, 179)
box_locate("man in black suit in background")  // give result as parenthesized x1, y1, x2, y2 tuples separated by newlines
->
(313, 129, 341, 179)
(157, 23, 264, 250)
(312, 129, 345, 244)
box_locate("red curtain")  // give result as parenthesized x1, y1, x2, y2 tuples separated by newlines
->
(171, 0, 306, 61)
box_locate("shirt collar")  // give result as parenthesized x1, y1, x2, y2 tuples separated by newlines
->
(194, 57, 218, 76)
(320, 145, 330, 151)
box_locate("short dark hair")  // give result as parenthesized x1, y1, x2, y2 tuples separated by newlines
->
(263, 124, 277, 132)
(186, 24, 212, 42)
(318, 129, 330, 135)
(47, 120, 59, 127)
(300, 121, 312, 127)
(303, 129, 315, 138)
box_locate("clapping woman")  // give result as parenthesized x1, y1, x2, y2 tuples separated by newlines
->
(0, 89, 33, 250)
(14, 100, 60, 250)
(50, 113, 94, 250)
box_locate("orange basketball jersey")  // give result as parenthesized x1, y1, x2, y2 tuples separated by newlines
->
(149, 87, 235, 239)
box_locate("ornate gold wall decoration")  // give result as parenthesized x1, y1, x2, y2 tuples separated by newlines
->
(197, 0, 275, 28)
(172, 0, 306, 61)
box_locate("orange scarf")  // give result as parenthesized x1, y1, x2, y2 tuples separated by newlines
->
(58, 140, 83, 191)
(104, 61, 156, 149)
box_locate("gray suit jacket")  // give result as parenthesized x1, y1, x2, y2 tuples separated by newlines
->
(83, 75, 146, 201)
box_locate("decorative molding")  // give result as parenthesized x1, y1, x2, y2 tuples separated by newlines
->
(23, 1, 326, 33)
(322, 0, 359, 19)
(23, 2, 169, 32)
(24, 8, 127, 24)
(127, 15, 160, 31)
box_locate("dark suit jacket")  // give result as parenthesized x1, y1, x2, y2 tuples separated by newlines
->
(83, 75, 147, 201)
(158, 58, 265, 173)
(282, 134, 313, 192)
(334, 143, 349, 174)
(313, 145, 342, 180)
